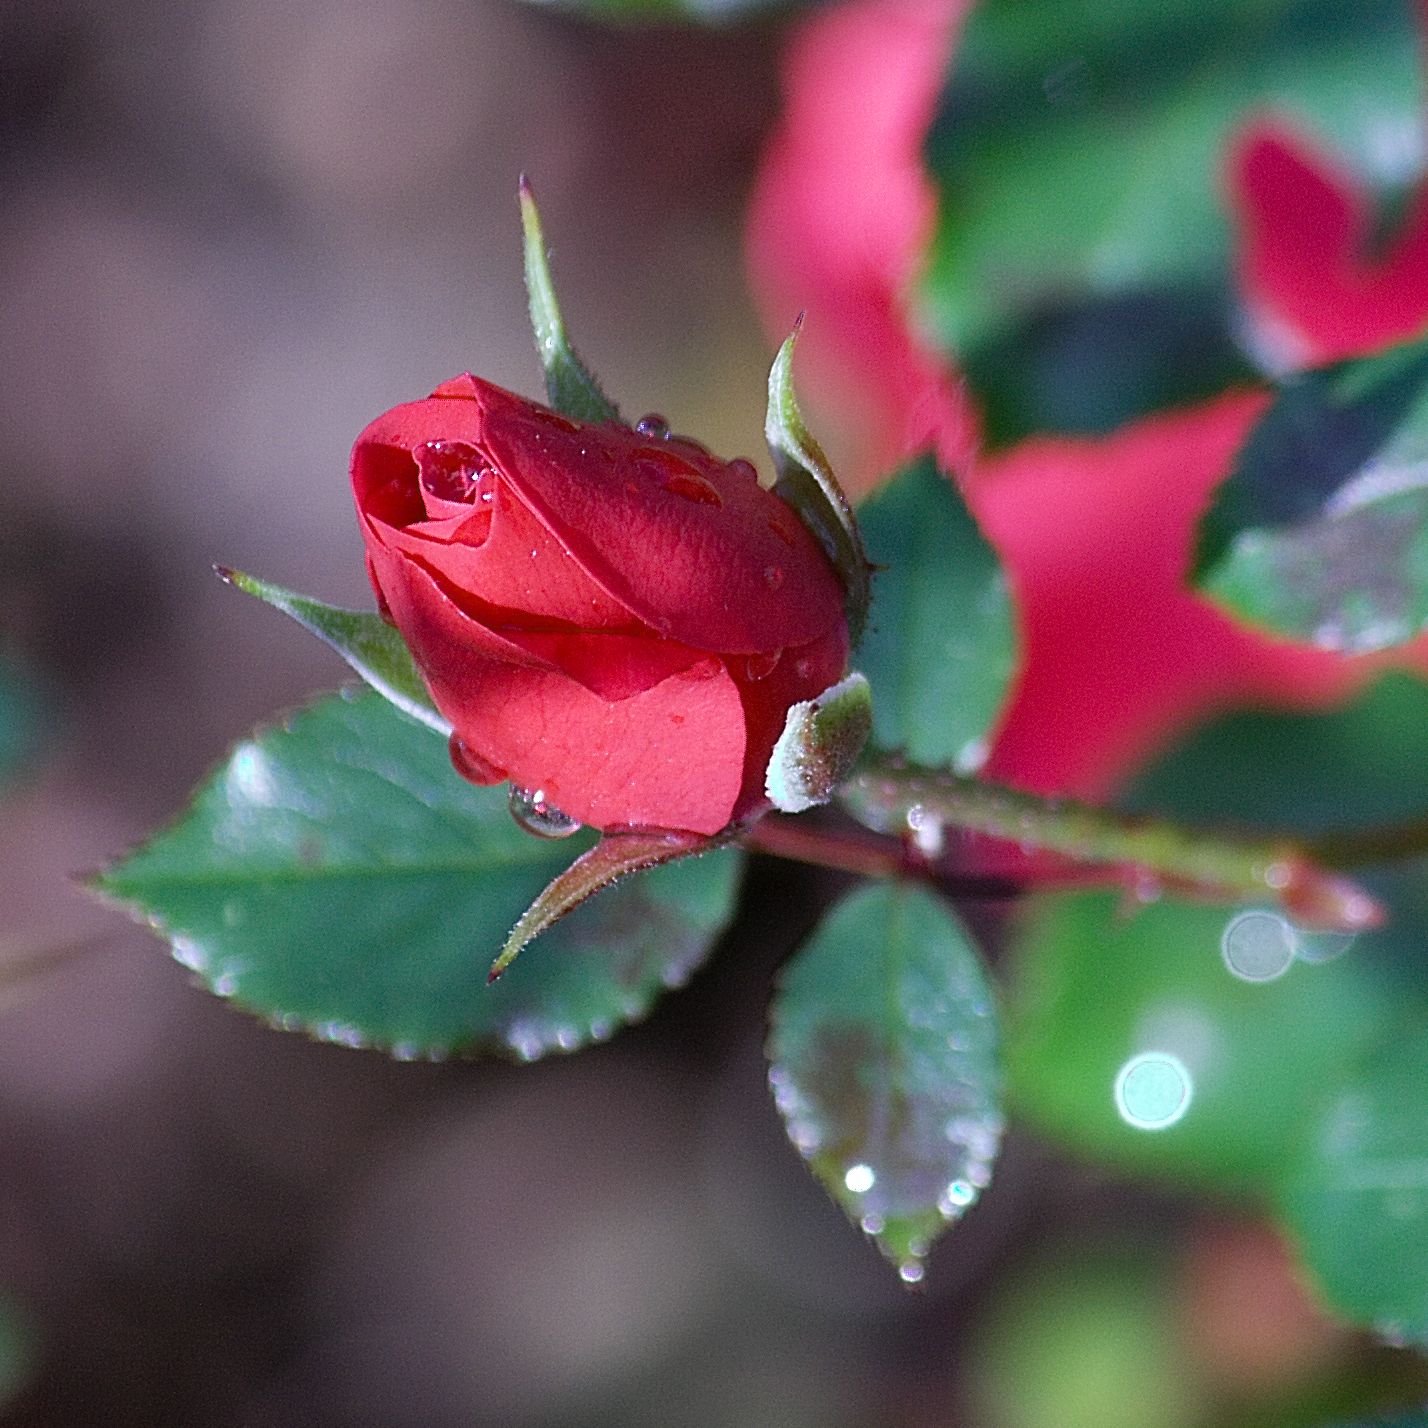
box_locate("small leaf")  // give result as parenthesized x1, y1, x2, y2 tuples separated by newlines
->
(518, 177, 622, 426)
(1278, 1021, 1428, 1348)
(95, 690, 742, 1058)
(490, 826, 725, 982)
(765, 671, 872, 814)
(765, 324, 871, 644)
(855, 458, 1017, 773)
(768, 881, 1003, 1281)
(1194, 336, 1428, 652)
(217, 568, 449, 736)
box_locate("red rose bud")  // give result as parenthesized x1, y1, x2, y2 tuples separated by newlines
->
(352, 374, 850, 836)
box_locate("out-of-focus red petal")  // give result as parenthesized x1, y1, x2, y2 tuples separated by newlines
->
(480, 400, 846, 655)
(746, 0, 977, 496)
(967, 391, 1428, 798)
(1230, 122, 1428, 366)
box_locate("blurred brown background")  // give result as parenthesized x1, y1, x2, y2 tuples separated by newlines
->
(0, 1, 1373, 1424)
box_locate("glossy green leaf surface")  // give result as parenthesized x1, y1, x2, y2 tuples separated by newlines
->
(1195, 339, 1428, 652)
(856, 459, 1017, 773)
(1004, 890, 1395, 1191)
(219, 569, 448, 734)
(97, 690, 742, 1058)
(921, 0, 1421, 436)
(1278, 1022, 1428, 1347)
(768, 881, 1003, 1280)
(1120, 672, 1428, 837)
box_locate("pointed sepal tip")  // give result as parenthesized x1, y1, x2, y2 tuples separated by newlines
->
(765, 325, 871, 644)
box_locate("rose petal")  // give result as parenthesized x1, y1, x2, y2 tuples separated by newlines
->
(371, 464, 636, 630)
(481, 398, 846, 654)
(366, 534, 709, 701)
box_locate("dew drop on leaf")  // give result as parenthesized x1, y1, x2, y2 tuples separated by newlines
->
(508, 786, 582, 839)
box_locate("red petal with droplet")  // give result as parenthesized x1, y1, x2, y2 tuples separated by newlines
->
(478, 396, 845, 655)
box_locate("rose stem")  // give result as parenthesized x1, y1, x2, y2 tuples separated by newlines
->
(741, 812, 1020, 900)
(834, 760, 1383, 933)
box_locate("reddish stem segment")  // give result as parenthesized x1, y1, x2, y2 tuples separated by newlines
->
(741, 762, 1385, 934)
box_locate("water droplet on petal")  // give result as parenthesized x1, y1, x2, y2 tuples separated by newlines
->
(448, 734, 506, 786)
(636, 413, 671, 440)
(414, 439, 495, 504)
(764, 564, 785, 589)
(727, 457, 759, 482)
(509, 786, 582, 839)
(742, 650, 782, 682)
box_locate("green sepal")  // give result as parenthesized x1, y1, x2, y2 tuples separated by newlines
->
(765, 672, 873, 814)
(216, 568, 449, 736)
(491, 826, 728, 982)
(765, 324, 872, 644)
(519, 177, 623, 426)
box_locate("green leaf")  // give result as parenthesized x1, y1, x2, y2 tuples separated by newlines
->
(921, 0, 1421, 432)
(95, 690, 742, 1058)
(1004, 890, 1397, 1192)
(765, 326, 871, 644)
(217, 568, 449, 735)
(518, 178, 622, 426)
(1194, 338, 1428, 652)
(767, 881, 1003, 1281)
(856, 458, 1018, 772)
(1121, 672, 1428, 838)
(1278, 1021, 1428, 1348)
